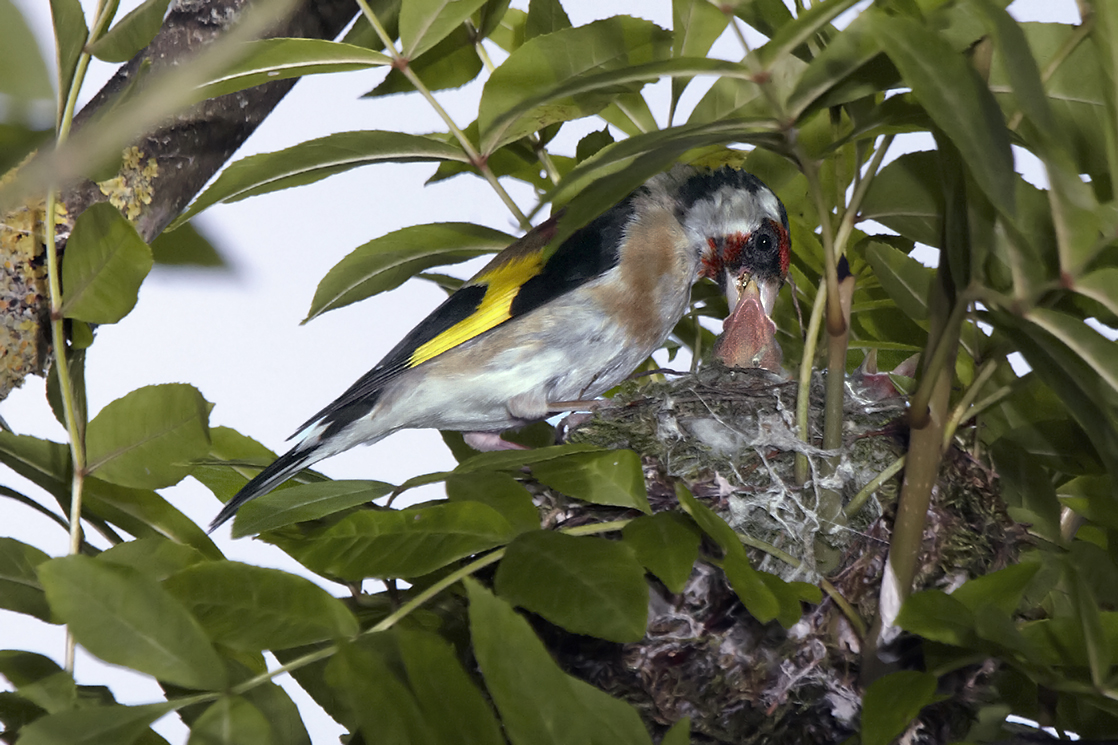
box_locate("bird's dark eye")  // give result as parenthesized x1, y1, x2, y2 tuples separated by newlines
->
(755, 231, 774, 254)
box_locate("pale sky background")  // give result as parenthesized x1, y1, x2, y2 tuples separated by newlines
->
(1, 1, 1085, 742)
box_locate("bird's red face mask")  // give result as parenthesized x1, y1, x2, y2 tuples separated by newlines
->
(702, 218, 791, 372)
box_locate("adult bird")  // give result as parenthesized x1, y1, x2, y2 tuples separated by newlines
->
(210, 165, 790, 531)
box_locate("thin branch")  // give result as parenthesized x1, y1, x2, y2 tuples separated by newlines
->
(357, 0, 529, 229)
(844, 455, 905, 517)
(795, 279, 827, 484)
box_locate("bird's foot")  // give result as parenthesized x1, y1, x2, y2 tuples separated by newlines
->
(462, 432, 531, 452)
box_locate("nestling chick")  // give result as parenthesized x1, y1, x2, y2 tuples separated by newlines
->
(210, 165, 790, 531)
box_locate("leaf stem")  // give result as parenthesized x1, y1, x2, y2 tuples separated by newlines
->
(472, 28, 561, 186)
(49, 0, 118, 674)
(833, 135, 893, 254)
(369, 548, 506, 634)
(942, 357, 999, 449)
(844, 455, 905, 517)
(795, 279, 827, 484)
(1006, 16, 1094, 132)
(735, 530, 866, 638)
(800, 156, 842, 335)
(357, 0, 529, 228)
(908, 296, 969, 429)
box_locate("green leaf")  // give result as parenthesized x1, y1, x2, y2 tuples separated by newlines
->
(49, 0, 87, 107)
(478, 16, 672, 152)
(196, 38, 391, 100)
(599, 91, 660, 136)
(990, 21, 1109, 186)
(1074, 268, 1118, 321)
(15, 702, 174, 745)
(1026, 308, 1118, 402)
(467, 579, 592, 745)
(237, 680, 310, 745)
(455, 442, 605, 473)
(1068, 556, 1112, 686)
(545, 115, 781, 210)
(99, 537, 207, 582)
(187, 697, 273, 745)
(758, 572, 816, 628)
(0, 538, 52, 622)
(621, 513, 700, 593)
(325, 640, 436, 744)
(191, 427, 324, 505)
(0, 0, 53, 99)
(864, 240, 933, 322)
(724, 0, 793, 41)
(1089, 0, 1118, 189)
(757, 0, 860, 69)
(149, 221, 226, 267)
(0, 432, 219, 558)
(396, 628, 505, 745)
(369, 25, 482, 96)
(487, 57, 748, 156)
(272, 501, 516, 580)
(670, 0, 729, 120)
(525, 0, 570, 40)
(895, 589, 976, 647)
(0, 651, 75, 713)
(175, 131, 467, 226)
(686, 76, 761, 126)
(786, 11, 882, 119)
(306, 222, 513, 321)
(860, 151, 944, 248)
(164, 562, 359, 651)
(271, 644, 352, 732)
(991, 434, 1077, 546)
(872, 12, 1015, 218)
(861, 671, 938, 745)
(38, 556, 227, 690)
(674, 484, 780, 623)
(60, 202, 153, 324)
(951, 562, 1041, 616)
(974, 0, 1057, 136)
(87, 0, 171, 63)
(486, 5, 525, 51)
(1001, 418, 1103, 476)
(496, 531, 648, 642)
(232, 479, 394, 537)
(445, 471, 540, 534)
(662, 718, 691, 745)
(972, 604, 1038, 662)
(84, 476, 222, 558)
(567, 677, 653, 745)
(1058, 475, 1118, 530)
(531, 449, 650, 513)
(399, 0, 489, 58)
(988, 310, 1118, 490)
(341, 0, 402, 50)
(85, 384, 211, 489)
(575, 128, 614, 162)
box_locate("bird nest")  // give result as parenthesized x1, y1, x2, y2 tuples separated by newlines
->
(520, 362, 1023, 744)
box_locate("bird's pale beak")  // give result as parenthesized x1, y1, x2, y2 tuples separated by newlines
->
(715, 272, 783, 372)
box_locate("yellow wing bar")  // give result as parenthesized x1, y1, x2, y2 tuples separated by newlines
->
(409, 252, 545, 367)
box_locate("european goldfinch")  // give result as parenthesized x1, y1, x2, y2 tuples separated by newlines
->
(210, 165, 790, 531)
